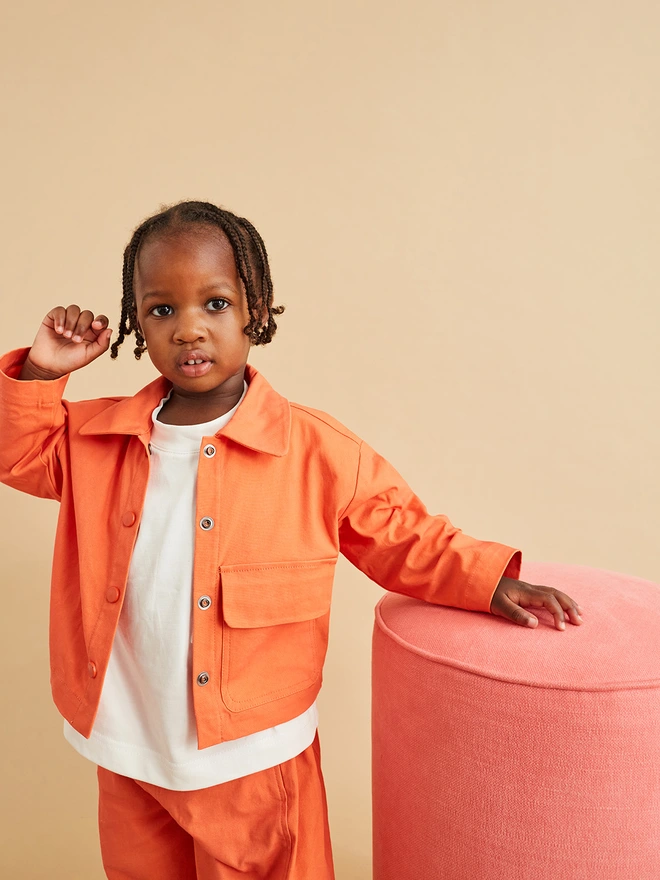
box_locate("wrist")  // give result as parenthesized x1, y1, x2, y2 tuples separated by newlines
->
(18, 357, 66, 382)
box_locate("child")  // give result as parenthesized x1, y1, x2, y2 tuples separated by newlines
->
(0, 199, 582, 880)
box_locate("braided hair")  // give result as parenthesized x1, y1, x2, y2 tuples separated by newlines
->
(110, 200, 285, 360)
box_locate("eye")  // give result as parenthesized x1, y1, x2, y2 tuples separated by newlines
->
(149, 305, 173, 317)
(207, 298, 229, 312)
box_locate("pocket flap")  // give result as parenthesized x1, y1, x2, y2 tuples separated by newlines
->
(220, 557, 337, 627)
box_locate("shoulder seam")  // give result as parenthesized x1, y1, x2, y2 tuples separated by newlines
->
(289, 402, 361, 447)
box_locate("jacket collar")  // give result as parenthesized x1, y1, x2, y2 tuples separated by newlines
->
(78, 363, 291, 456)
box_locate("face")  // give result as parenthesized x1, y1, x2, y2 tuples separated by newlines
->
(134, 227, 254, 403)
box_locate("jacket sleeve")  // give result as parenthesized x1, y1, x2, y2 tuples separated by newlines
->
(0, 347, 70, 501)
(338, 439, 522, 614)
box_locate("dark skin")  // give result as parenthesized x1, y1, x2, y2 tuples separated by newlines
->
(132, 228, 256, 425)
(18, 227, 584, 630)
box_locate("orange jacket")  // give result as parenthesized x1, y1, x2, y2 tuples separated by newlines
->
(0, 346, 521, 747)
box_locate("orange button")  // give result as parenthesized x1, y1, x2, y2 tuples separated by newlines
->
(106, 586, 120, 603)
(88, 662, 97, 679)
(121, 511, 136, 527)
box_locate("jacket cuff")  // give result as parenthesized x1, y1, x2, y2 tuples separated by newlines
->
(465, 544, 523, 614)
(0, 347, 70, 394)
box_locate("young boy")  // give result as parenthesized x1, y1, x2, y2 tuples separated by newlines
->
(0, 200, 582, 879)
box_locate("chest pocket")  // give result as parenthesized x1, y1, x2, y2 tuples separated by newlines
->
(219, 557, 337, 711)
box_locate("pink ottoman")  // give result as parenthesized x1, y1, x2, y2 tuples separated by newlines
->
(372, 561, 660, 879)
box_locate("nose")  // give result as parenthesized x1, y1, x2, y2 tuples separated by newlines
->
(173, 309, 207, 344)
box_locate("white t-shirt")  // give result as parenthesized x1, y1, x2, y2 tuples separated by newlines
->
(64, 382, 318, 790)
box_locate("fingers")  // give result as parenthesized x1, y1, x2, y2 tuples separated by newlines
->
(550, 588, 583, 627)
(60, 304, 81, 339)
(543, 593, 566, 631)
(524, 584, 585, 630)
(89, 314, 110, 343)
(72, 309, 95, 342)
(492, 579, 584, 631)
(51, 306, 111, 345)
(91, 314, 109, 333)
(50, 306, 67, 334)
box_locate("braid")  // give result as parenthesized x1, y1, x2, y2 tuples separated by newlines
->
(110, 226, 149, 360)
(109, 200, 285, 360)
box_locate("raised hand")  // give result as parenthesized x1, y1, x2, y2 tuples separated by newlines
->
(20, 305, 113, 380)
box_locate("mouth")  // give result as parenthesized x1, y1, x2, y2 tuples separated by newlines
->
(177, 351, 214, 378)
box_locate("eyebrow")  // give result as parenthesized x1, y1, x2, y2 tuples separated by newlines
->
(140, 284, 237, 303)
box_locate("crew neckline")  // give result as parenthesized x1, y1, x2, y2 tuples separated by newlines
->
(149, 381, 248, 453)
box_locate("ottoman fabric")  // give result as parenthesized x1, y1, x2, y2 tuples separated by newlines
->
(371, 562, 660, 879)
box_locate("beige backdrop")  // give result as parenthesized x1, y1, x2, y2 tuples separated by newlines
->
(1, 1, 658, 877)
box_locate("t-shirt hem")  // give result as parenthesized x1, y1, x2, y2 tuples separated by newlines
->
(63, 703, 319, 791)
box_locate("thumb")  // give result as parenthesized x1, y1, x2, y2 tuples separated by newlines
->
(83, 328, 113, 363)
(492, 592, 538, 628)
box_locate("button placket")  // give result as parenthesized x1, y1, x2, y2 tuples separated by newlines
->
(193, 447, 219, 704)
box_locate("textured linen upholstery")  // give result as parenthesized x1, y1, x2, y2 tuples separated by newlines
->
(371, 561, 660, 880)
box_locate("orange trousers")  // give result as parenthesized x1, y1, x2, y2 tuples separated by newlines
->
(96, 732, 335, 879)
